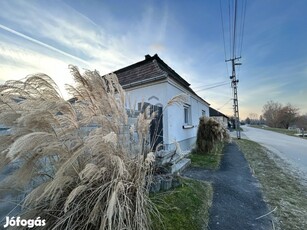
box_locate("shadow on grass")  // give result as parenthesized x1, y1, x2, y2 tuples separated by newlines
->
(151, 178, 212, 230)
(189, 142, 225, 170)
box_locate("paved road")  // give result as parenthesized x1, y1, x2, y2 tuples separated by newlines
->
(241, 126, 307, 179)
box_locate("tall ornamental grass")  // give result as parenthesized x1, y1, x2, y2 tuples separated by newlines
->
(196, 116, 230, 154)
(0, 65, 157, 230)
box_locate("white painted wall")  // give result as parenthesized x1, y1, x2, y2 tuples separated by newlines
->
(124, 78, 210, 150)
(125, 80, 168, 109)
(212, 116, 229, 129)
(125, 80, 168, 146)
(165, 79, 209, 150)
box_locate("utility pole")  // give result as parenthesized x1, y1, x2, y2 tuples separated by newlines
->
(225, 0, 241, 139)
(226, 57, 241, 139)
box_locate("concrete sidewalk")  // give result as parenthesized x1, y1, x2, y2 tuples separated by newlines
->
(183, 142, 272, 230)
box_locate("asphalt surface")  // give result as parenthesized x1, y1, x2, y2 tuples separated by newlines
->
(183, 143, 272, 230)
(242, 126, 307, 180)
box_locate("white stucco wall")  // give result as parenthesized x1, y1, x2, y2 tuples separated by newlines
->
(124, 80, 168, 146)
(165, 79, 209, 150)
(124, 78, 210, 151)
(125, 80, 168, 109)
(212, 116, 229, 129)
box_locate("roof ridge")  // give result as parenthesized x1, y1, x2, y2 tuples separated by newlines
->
(112, 54, 210, 106)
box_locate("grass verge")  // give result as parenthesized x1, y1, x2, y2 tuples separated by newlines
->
(189, 141, 225, 170)
(151, 178, 213, 230)
(250, 125, 300, 137)
(235, 139, 307, 230)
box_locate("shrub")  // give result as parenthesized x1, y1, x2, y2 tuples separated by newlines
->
(0, 66, 156, 229)
(196, 117, 229, 154)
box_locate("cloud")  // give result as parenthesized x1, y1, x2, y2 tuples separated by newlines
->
(0, 0, 174, 73)
(0, 39, 75, 97)
(0, 24, 89, 66)
(0, 0, 176, 99)
(1, 0, 305, 120)
(0, 1, 137, 72)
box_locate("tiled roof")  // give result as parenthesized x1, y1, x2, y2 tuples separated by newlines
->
(112, 54, 209, 105)
(115, 56, 166, 87)
(209, 107, 229, 118)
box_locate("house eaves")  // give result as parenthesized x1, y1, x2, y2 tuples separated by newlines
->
(209, 107, 229, 119)
(112, 54, 210, 106)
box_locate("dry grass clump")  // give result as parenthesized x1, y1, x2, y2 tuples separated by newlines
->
(0, 66, 157, 229)
(196, 117, 229, 154)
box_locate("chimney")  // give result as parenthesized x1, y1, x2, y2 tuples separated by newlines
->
(145, 54, 151, 60)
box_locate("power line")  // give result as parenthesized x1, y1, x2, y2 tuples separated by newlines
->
(239, 0, 247, 57)
(194, 82, 229, 92)
(228, 0, 232, 59)
(219, 0, 228, 61)
(193, 80, 229, 90)
(220, 0, 247, 77)
(222, 0, 247, 60)
(224, 0, 246, 139)
(217, 98, 232, 110)
(232, 0, 238, 59)
(219, 0, 230, 78)
(219, 0, 247, 139)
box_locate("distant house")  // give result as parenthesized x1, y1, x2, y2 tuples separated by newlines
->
(209, 107, 229, 129)
(112, 54, 210, 151)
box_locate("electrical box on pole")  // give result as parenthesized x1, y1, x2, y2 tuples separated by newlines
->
(220, 0, 246, 139)
(226, 57, 241, 139)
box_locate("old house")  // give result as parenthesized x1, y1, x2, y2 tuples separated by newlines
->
(113, 54, 210, 151)
(209, 107, 229, 129)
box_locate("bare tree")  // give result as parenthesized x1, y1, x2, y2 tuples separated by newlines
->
(262, 101, 299, 128)
(276, 103, 299, 129)
(262, 101, 282, 127)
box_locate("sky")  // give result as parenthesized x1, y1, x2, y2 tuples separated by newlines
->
(0, 0, 307, 119)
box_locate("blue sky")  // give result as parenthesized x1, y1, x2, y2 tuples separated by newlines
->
(0, 0, 307, 119)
